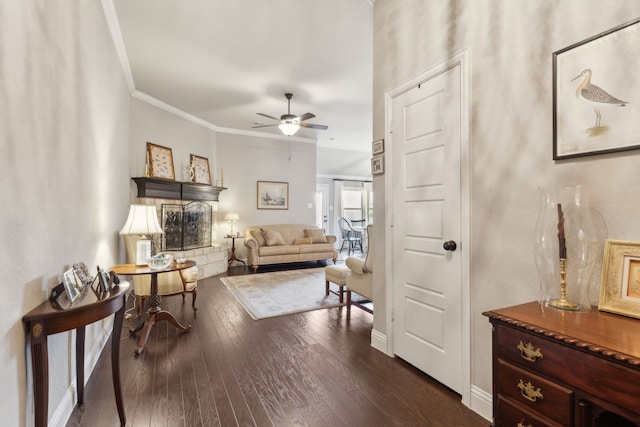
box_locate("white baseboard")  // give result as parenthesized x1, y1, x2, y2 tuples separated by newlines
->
(370, 328, 389, 355)
(469, 384, 493, 422)
(49, 318, 114, 427)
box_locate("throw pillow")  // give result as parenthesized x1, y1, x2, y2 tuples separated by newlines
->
(261, 228, 285, 246)
(304, 228, 328, 243)
(250, 230, 266, 247)
(293, 237, 313, 245)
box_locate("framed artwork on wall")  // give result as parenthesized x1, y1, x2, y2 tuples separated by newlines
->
(599, 240, 640, 319)
(372, 139, 385, 154)
(147, 142, 175, 180)
(190, 154, 211, 184)
(257, 181, 289, 210)
(371, 154, 384, 175)
(553, 18, 640, 160)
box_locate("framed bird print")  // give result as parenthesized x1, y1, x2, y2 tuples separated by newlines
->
(147, 142, 175, 180)
(190, 154, 211, 184)
(553, 17, 640, 160)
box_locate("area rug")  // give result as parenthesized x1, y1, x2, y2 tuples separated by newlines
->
(221, 267, 342, 320)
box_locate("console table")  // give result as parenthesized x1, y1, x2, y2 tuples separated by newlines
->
(484, 302, 640, 426)
(22, 282, 129, 427)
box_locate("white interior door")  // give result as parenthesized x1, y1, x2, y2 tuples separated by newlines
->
(391, 63, 463, 393)
(316, 184, 330, 232)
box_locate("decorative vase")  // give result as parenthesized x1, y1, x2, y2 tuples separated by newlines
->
(534, 185, 597, 311)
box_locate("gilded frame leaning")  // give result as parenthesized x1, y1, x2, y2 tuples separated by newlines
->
(599, 239, 640, 319)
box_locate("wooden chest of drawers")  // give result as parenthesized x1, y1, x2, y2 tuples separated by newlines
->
(484, 302, 640, 427)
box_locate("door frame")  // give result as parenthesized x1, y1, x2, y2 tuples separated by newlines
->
(383, 49, 471, 405)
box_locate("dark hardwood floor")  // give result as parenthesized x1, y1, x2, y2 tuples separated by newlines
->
(67, 261, 488, 426)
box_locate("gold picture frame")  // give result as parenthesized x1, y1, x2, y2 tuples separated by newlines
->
(146, 142, 175, 180)
(599, 239, 640, 319)
(257, 181, 288, 210)
(190, 154, 211, 184)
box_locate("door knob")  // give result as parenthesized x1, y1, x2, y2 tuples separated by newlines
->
(443, 240, 457, 251)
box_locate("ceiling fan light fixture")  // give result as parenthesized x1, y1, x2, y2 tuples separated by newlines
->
(278, 122, 300, 136)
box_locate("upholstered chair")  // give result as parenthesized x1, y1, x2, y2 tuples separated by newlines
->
(345, 225, 373, 316)
(124, 235, 198, 317)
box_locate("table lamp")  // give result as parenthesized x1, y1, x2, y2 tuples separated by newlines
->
(224, 212, 239, 237)
(120, 205, 164, 265)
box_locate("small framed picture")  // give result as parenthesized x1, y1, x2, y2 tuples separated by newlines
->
(371, 154, 384, 175)
(62, 268, 81, 303)
(372, 139, 385, 154)
(72, 262, 92, 288)
(599, 240, 640, 319)
(190, 154, 211, 184)
(147, 142, 175, 180)
(257, 181, 289, 210)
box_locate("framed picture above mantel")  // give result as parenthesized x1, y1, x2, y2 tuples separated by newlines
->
(146, 142, 176, 180)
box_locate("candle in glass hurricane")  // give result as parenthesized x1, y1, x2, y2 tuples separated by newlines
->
(557, 203, 567, 258)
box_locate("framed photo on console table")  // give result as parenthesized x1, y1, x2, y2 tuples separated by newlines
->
(62, 268, 81, 303)
(599, 239, 640, 319)
(257, 181, 288, 210)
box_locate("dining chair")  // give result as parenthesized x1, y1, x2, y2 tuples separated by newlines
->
(337, 217, 363, 255)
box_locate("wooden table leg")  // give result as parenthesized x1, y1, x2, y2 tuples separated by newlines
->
(112, 305, 126, 425)
(29, 321, 48, 427)
(132, 272, 192, 355)
(76, 326, 85, 405)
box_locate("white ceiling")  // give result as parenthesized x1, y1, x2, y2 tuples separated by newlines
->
(111, 0, 373, 152)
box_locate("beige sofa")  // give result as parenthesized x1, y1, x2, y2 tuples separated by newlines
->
(244, 224, 338, 272)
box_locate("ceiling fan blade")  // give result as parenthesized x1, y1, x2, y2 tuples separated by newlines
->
(300, 123, 328, 130)
(297, 112, 316, 122)
(257, 112, 279, 121)
(252, 122, 277, 128)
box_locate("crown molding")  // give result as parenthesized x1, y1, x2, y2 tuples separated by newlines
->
(101, 0, 135, 92)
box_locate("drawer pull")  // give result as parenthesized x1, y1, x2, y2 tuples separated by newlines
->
(517, 379, 543, 402)
(517, 420, 532, 427)
(517, 340, 543, 362)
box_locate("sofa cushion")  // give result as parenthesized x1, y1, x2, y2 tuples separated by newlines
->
(251, 230, 266, 247)
(293, 237, 313, 245)
(261, 228, 285, 246)
(304, 228, 328, 243)
(299, 243, 335, 254)
(258, 245, 300, 256)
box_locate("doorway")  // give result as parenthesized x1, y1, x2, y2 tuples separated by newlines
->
(385, 50, 470, 402)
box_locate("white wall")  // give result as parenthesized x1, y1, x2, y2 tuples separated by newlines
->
(317, 147, 371, 178)
(0, 2, 131, 426)
(216, 133, 317, 259)
(373, 0, 640, 414)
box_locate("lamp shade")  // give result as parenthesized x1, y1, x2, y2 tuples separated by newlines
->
(224, 212, 240, 222)
(278, 122, 300, 136)
(120, 205, 164, 235)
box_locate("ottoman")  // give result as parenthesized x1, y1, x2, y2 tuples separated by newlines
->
(325, 264, 350, 304)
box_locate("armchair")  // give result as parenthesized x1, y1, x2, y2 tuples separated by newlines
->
(124, 235, 198, 317)
(345, 225, 373, 316)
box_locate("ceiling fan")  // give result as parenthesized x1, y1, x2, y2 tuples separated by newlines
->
(252, 93, 328, 136)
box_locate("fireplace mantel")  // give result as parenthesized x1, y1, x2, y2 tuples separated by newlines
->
(132, 177, 226, 202)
